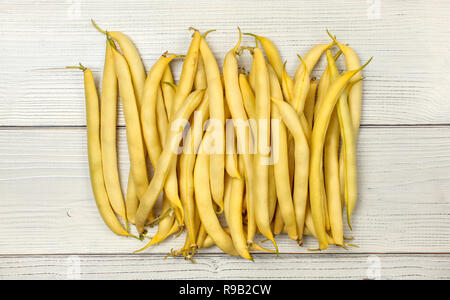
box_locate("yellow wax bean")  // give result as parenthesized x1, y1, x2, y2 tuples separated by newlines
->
(309, 58, 372, 249)
(112, 47, 149, 201)
(100, 39, 126, 221)
(326, 50, 358, 229)
(70, 64, 130, 237)
(267, 65, 298, 241)
(252, 47, 277, 252)
(194, 134, 239, 256)
(271, 98, 309, 244)
(135, 90, 205, 234)
(200, 32, 225, 210)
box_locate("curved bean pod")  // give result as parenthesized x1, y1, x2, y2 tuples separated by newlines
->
(179, 95, 209, 248)
(112, 48, 149, 201)
(194, 135, 239, 256)
(271, 98, 309, 244)
(304, 78, 318, 128)
(200, 32, 225, 210)
(100, 39, 126, 221)
(135, 90, 205, 234)
(326, 50, 358, 229)
(72, 65, 130, 236)
(228, 157, 253, 260)
(309, 58, 371, 249)
(223, 31, 257, 245)
(92, 20, 146, 105)
(293, 42, 334, 83)
(161, 66, 175, 119)
(267, 65, 298, 241)
(252, 47, 277, 252)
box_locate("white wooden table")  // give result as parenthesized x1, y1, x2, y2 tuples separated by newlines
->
(1, 0, 449, 280)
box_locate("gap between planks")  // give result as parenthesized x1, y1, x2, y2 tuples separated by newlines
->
(1, 124, 450, 130)
(2, 252, 450, 257)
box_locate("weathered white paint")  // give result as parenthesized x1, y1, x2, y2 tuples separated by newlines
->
(0, 1, 449, 126)
(0, 0, 449, 279)
(0, 127, 449, 255)
(0, 254, 449, 280)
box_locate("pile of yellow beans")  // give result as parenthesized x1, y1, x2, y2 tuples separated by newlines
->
(70, 21, 371, 260)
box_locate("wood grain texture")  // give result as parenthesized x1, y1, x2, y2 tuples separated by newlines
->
(0, 0, 450, 126)
(1, 254, 449, 280)
(0, 127, 449, 255)
(1, 0, 450, 280)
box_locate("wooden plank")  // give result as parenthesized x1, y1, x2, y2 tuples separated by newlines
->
(0, 126, 449, 254)
(0, 254, 449, 280)
(1, 0, 450, 126)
